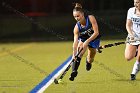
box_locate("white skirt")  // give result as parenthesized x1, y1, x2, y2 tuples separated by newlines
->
(126, 32, 140, 45)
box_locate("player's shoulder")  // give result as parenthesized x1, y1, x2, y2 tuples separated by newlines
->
(88, 15, 95, 18)
(88, 15, 95, 20)
(74, 23, 79, 30)
(128, 7, 135, 12)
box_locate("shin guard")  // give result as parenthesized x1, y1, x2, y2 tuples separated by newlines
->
(72, 57, 81, 72)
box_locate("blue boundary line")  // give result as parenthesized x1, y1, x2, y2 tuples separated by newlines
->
(30, 55, 72, 93)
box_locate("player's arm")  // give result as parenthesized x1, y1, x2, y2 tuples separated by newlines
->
(85, 15, 99, 43)
(126, 8, 135, 40)
(126, 19, 133, 36)
(126, 19, 135, 41)
(73, 24, 79, 57)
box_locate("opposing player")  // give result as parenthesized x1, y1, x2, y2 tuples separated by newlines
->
(125, 0, 140, 80)
(69, 3, 101, 81)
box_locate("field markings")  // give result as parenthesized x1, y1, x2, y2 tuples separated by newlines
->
(30, 56, 72, 93)
(94, 60, 138, 86)
(0, 43, 35, 57)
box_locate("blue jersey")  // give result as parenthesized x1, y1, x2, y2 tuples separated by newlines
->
(77, 15, 100, 48)
(77, 16, 100, 41)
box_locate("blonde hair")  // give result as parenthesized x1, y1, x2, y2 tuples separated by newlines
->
(73, 3, 83, 13)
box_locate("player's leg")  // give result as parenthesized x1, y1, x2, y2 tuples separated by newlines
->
(72, 41, 83, 72)
(125, 43, 137, 61)
(86, 47, 96, 71)
(131, 45, 140, 80)
(125, 43, 138, 80)
(86, 39, 100, 71)
(69, 41, 83, 81)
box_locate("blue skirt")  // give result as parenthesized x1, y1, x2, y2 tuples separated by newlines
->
(79, 38, 100, 48)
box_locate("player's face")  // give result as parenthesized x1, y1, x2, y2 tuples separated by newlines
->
(73, 11, 84, 23)
(134, 0, 140, 10)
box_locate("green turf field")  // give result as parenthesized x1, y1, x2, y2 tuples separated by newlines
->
(0, 40, 140, 93)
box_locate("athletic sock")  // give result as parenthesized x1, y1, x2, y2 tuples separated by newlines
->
(131, 60, 140, 75)
(85, 58, 92, 71)
(72, 57, 81, 72)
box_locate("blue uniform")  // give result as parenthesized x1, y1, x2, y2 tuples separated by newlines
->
(77, 15, 100, 48)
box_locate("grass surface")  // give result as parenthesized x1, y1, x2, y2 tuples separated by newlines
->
(0, 40, 140, 93)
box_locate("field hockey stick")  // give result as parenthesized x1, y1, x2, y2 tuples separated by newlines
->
(54, 48, 83, 84)
(97, 39, 140, 53)
(96, 41, 125, 53)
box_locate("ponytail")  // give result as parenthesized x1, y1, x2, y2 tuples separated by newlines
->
(73, 3, 83, 13)
(74, 3, 82, 8)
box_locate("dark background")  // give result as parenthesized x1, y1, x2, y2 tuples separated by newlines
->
(0, 0, 134, 42)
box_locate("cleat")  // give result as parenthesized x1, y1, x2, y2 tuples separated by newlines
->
(69, 76, 74, 81)
(130, 74, 136, 80)
(69, 71, 78, 81)
(86, 62, 92, 71)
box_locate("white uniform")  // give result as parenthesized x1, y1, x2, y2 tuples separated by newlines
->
(127, 7, 140, 45)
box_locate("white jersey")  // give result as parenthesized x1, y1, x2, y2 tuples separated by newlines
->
(127, 7, 140, 45)
(127, 7, 140, 34)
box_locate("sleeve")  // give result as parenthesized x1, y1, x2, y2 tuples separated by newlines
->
(127, 8, 132, 20)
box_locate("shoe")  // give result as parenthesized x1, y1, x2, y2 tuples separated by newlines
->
(86, 62, 92, 71)
(130, 74, 136, 80)
(69, 71, 78, 81)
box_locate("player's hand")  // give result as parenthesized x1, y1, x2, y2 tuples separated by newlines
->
(129, 35, 135, 41)
(72, 55, 76, 61)
(83, 40, 89, 50)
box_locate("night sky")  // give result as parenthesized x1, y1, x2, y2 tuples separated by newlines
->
(0, 0, 134, 14)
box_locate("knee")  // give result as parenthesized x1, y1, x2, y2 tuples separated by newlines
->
(125, 56, 133, 61)
(125, 58, 132, 61)
(125, 52, 135, 61)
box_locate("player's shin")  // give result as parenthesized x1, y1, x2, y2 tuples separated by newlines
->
(72, 57, 81, 71)
(69, 57, 81, 81)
